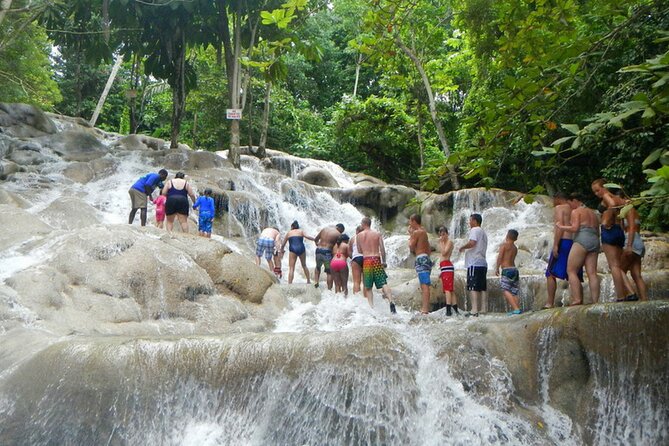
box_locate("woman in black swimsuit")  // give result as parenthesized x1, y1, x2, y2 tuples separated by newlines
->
(280, 221, 315, 284)
(162, 172, 197, 233)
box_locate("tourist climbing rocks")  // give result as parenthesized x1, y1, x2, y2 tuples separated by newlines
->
(438, 226, 458, 316)
(128, 168, 168, 226)
(459, 213, 488, 317)
(313, 223, 344, 289)
(193, 187, 215, 238)
(496, 229, 521, 315)
(356, 216, 396, 313)
(280, 220, 315, 284)
(331, 234, 350, 296)
(408, 214, 433, 314)
(256, 227, 282, 273)
(162, 172, 197, 233)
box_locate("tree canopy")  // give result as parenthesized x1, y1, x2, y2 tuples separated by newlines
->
(0, 0, 667, 228)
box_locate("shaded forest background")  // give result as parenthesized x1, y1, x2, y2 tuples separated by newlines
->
(1, 0, 667, 228)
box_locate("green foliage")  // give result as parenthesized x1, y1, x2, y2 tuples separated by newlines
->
(0, 18, 61, 107)
(328, 95, 440, 183)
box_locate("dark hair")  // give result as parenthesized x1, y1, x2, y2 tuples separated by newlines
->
(470, 213, 482, 225)
(553, 191, 568, 200)
(175, 171, 185, 179)
(335, 223, 345, 232)
(204, 188, 212, 196)
(569, 192, 584, 202)
(507, 229, 519, 241)
(159, 169, 168, 177)
(291, 220, 299, 229)
(437, 225, 448, 234)
(356, 225, 363, 234)
(337, 234, 350, 245)
(410, 214, 421, 224)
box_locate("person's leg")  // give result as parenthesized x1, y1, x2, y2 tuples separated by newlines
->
(469, 291, 480, 314)
(566, 244, 586, 305)
(129, 208, 139, 224)
(177, 214, 189, 232)
(584, 251, 600, 303)
(166, 214, 175, 232)
(342, 267, 349, 296)
(364, 287, 374, 307)
(481, 291, 488, 314)
(326, 272, 333, 290)
(332, 271, 341, 293)
(287, 252, 297, 284)
(265, 253, 275, 271)
(352, 261, 361, 294)
(140, 208, 148, 226)
(420, 283, 430, 314)
(298, 253, 310, 283)
(602, 244, 626, 300)
(503, 290, 520, 311)
(629, 257, 647, 301)
(546, 275, 556, 308)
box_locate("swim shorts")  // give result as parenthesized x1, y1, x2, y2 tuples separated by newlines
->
(439, 260, 454, 292)
(198, 211, 214, 234)
(415, 254, 433, 286)
(546, 239, 582, 281)
(500, 267, 519, 296)
(363, 256, 388, 289)
(156, 210, 166, 222)
(601, 224, 625, 248)
(256, 237, 275, 261)
(466, 266, 487, 292)
(315, 248, 333, 273)
(626, 232, 645, 257)
(129, 188, 148, 209)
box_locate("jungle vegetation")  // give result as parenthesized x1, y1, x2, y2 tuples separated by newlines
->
(0, 0, 667, 227)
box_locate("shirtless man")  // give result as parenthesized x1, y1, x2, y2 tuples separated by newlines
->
(496, 229, 521, 314)
(545, 192, 580, 308)
(408, 214, 433, 314)
(356, 217, 396, 313)
(256, 227, 282, 272)
(313, 223, 344, 289)
(558, 193, 600, 305)
(438, 226, 458, 316)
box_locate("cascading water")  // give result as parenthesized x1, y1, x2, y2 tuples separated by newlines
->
(0, 116, 667, 445)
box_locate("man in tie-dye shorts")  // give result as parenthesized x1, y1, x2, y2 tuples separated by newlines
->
(356, 217, 396, 313)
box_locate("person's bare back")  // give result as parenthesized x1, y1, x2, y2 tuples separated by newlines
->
(554, 203, 573, 240)
(315, 227, 340, 250)
(356, 229, 384, 259)
(497, 240, 517, 270)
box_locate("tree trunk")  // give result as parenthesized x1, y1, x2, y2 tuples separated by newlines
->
(170, 31, 186, 149)
(417, 102, 424, 168)
(0, 0, 13, 27)
(258, 79, 271, 158)
(227, 7, 242, 168)
(395, 37, 460, 189)
(90, 54, 123, 127)
(353, 52, 362, 97)
(129, 54, 140, 133)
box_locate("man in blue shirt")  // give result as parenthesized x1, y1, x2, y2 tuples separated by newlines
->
(128, 169, 168, 226)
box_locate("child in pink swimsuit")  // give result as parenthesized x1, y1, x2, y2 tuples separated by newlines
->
(153, 194, 166, 228)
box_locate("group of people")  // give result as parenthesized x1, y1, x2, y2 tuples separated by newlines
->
(255, 218, 398, 313)
(128, 169, 216, 238)
(409, 212, 521, 317)
(545, 179, 647, 307)
(131, 170, 648, 314)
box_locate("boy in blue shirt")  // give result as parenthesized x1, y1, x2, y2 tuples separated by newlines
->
(129, 169, 168, 226)
(193, 188, 215, 238)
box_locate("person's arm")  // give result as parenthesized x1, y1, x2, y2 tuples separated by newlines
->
(495, 244, 506, 275)
(380, 236, 387, 265)
(161, 180, 170, 196)
(186, 183, 197, 202)
(408, 231, 417, 255)
(193, 197, 200, 209)
(281, 234, 288, 252)
(459, 239, 476, 252)
(558, 209, 581, 232)
(313, 230, 321, 246)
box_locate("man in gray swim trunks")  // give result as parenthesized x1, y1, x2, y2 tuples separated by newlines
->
(313, 223, 344, 289)
(557, 193, 600, 305)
